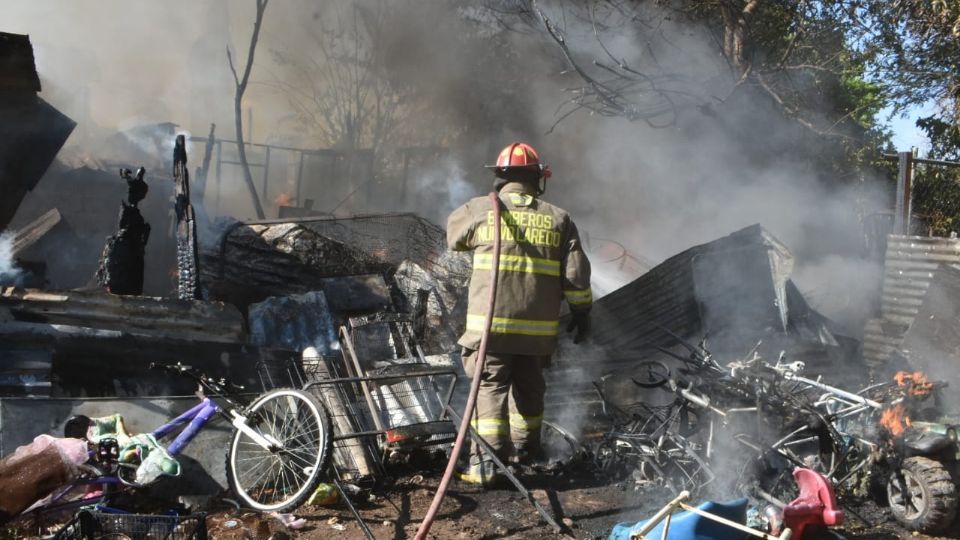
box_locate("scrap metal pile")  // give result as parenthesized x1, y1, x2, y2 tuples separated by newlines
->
(579, 334, 960, 535)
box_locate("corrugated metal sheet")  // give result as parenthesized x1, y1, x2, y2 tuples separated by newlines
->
(863, 235, 960, 369)
(588, 224, 794, 355)
(543, 225, 853, 418)
(899, 264, 960, 386)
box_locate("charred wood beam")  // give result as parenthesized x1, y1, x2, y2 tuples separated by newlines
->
(0, 287, 245, 343)
(95, 168, 150, 295)
(194, 123, 216, 208)
(10, 208, 61, 256)
(173, 135, 201, 300)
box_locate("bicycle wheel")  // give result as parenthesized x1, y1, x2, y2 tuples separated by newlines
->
(226, 388, 333, 512)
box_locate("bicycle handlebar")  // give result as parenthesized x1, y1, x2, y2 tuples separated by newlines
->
(149, 362, 193, 374)
(149, 362, 246, 393)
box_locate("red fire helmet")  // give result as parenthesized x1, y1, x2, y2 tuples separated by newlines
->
(485, 142, 552, 178)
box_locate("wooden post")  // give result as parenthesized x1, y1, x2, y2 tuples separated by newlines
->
(296, 151, 306, 207)
(893, 151, 914, 235)
(262, 145, 272, 201)
(402, 150, 410, 207)
(215, 141, 223, 216)
(195, 124, 216, 208)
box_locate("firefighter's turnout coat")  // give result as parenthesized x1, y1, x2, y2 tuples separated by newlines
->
(447, 182, 593, 356)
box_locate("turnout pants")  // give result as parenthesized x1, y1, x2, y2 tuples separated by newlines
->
(462, 349, 548, 463)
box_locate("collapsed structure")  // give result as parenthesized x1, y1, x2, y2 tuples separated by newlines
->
(3, 28, 960, 540)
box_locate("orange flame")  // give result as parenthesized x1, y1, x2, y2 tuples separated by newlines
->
(894, 371, 933, 396)
(879, 403, 912, 436)
(273, 192, 294, 207)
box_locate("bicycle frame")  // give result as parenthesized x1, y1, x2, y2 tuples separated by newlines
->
(19, 390, 256, 524)
(18, 397, 225, 522)
(152, 397, 221, 456)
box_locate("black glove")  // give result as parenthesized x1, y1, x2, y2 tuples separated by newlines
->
(566, 311, 590, 344)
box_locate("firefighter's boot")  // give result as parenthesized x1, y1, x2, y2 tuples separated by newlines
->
(458, 460, 503, 488)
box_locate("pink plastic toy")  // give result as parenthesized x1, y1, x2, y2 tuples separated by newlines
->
(782, 467, 844, 539)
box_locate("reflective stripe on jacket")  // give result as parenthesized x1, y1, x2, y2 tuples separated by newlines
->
(447, 182, 592, 355)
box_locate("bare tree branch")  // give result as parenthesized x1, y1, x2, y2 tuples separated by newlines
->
(230, 0, 269, 219)
(530, 0, 689, 129)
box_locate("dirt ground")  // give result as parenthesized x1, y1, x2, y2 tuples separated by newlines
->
(11, 443, 958, 539)
(207, 468, 960, 540)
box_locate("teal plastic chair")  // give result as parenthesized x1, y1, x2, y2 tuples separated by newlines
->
(609, 498, 749, 540)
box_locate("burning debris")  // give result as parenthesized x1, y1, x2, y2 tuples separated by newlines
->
(5, 5, 960, 539)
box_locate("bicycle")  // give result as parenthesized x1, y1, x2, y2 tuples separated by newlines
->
(14, 362, 333, 525)
(591, 361, 716, 497)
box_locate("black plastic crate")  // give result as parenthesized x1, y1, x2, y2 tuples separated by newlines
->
(54, 510, 207, 540)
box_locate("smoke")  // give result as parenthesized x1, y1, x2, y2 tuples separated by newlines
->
(0, 231, 22, 285)
(5, 1, 896, 349)
(407, 158, 475, 226)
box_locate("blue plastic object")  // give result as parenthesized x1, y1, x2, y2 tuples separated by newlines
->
(609, 498, 749, 540)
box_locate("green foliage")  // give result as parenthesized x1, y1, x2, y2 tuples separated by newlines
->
(911, 117, 960, 237)
(853, 0, 960, 130)
(912, 165, 960, 237)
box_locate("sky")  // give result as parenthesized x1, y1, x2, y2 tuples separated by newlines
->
(886, 104, 934, 154)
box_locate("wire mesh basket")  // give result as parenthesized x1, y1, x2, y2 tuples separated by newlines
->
(54, 511, 207, 540)
(255, 354, 308, 392)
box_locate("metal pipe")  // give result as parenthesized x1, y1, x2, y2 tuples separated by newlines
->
(883, 153, 960, 168)
(785, 374, 882, 409)
(303, 369, 457, 387)
(340, 327, 385, 432)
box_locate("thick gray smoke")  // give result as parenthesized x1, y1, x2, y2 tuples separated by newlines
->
(8, 4, 893, 330)
(6, 0, 892, 338)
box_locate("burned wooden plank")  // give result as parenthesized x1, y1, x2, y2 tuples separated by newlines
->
(0, 322, 295, 397)
(0, 287, 245, 343)
(10, 208, 61, 256)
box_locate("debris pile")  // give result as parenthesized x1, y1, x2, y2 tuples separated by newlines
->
(3, 33, 960, 539)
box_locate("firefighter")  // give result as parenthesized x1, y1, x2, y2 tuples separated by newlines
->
(447, 142, 592, 486)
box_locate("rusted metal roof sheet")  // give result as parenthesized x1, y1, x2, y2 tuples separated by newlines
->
(863, 235, 960, 369)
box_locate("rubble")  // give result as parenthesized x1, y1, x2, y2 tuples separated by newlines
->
(1, 68, 956, 537)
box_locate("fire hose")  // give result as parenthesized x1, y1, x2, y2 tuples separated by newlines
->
(414, 192, 503, 540)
